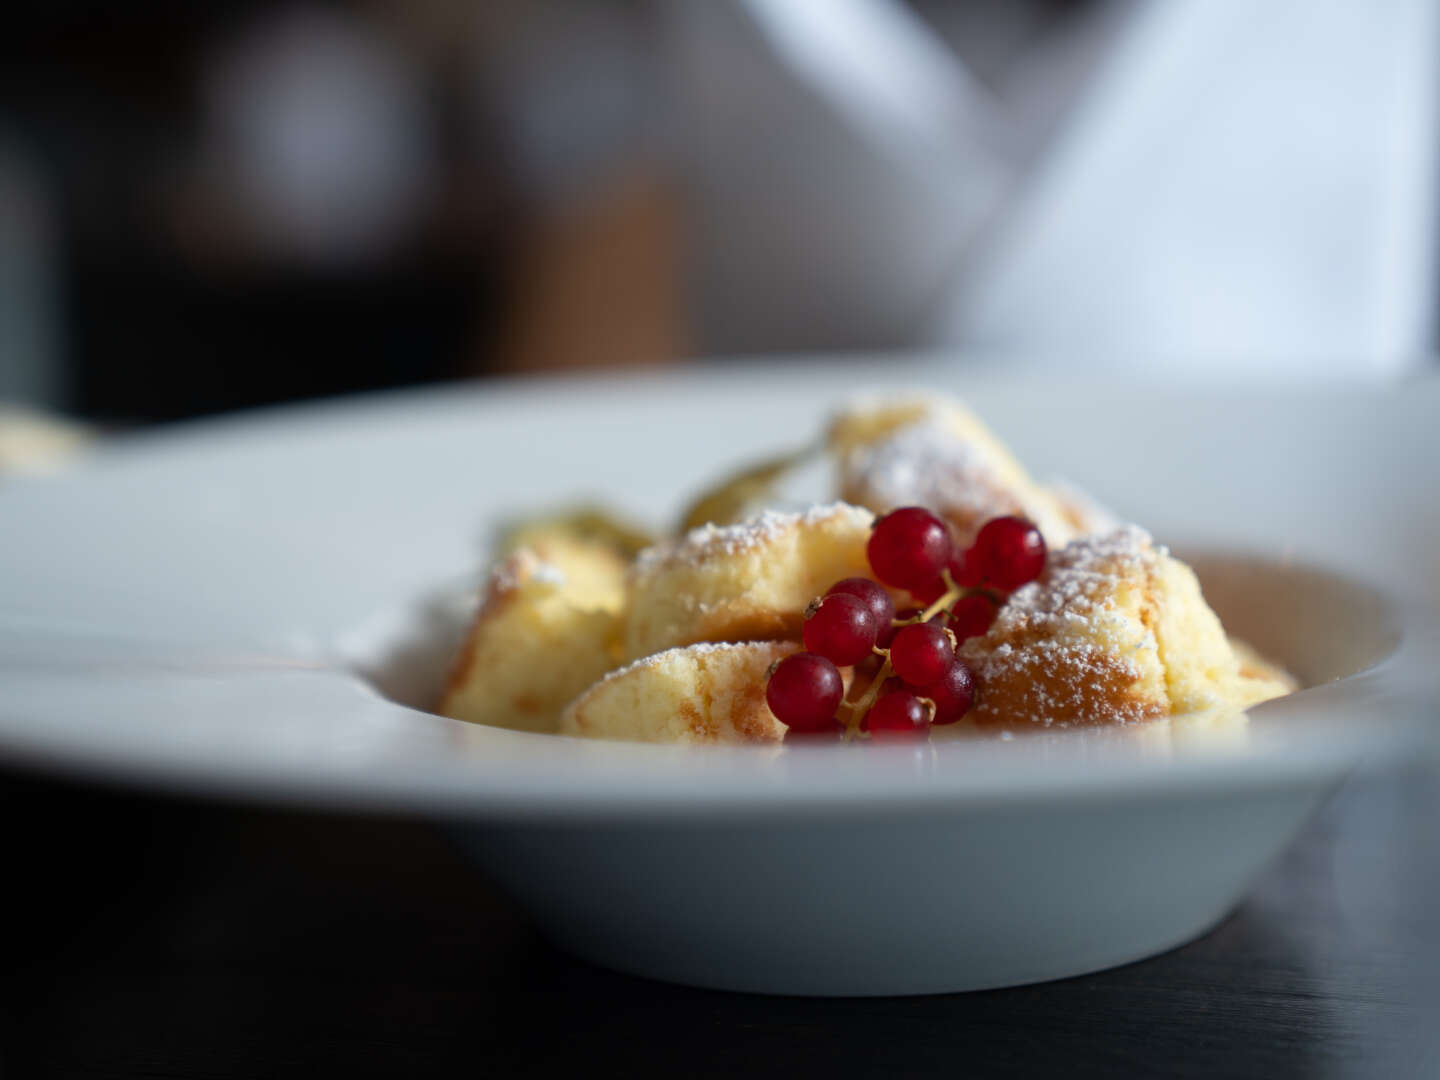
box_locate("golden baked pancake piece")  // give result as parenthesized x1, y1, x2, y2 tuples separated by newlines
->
(499, 506, 655, 561)
(830, 396, 1082, 547)
(961, 526, 1169, 726)
(1151, 555, 1256, 714)
(828, 394, 1032, 491)
(560, 641, 800, 743)
(440, 539, 626, 733)
(961, 526, 1295, 727)
(623, 502, 873, 661)
(1229, 637, 1301, 703)
(499, 530, 632, 596)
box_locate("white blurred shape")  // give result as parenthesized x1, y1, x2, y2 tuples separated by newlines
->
(935, 0, 1439, 371)
(739, 0, 1003, 169)
(205, 7, 432, 265)
(668, 0, 1012, 354)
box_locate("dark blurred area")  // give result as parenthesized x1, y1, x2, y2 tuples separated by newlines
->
(3, 762, 1436, 1077)
(7, 0, 1432, 427)
(2, 0, 686, 421)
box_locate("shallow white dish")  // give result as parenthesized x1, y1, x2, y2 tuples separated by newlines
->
(0, 363, 1434, 994)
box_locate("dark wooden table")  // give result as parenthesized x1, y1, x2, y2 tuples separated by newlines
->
(3, 763, 1437, 1078)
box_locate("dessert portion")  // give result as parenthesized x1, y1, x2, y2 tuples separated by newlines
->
(440, 535, 626, 733)
(830, 395, 1115, 547)
(1231, 638, 1298, 695)
(827, 396, 1032, 493)
(624, 502, 873, 662)
(500, 506, 655, 561)
(560, 641, 806, 743)
(438, 395, 1297, 743)
(958, 526, 1294, 728)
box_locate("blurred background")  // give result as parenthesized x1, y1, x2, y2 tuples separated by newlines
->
(1, 0, 1437, 432)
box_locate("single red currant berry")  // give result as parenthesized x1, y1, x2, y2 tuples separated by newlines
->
(867, 690, 932, 738)
(973, 516, 1046, 591)
(889, 622, 955, 686)
(908, 574, 948, 606)
(949, 546, 983, 588)
(946, 593, 998, 642)
(923, 659, 976, 724)
(803, 593, 879, 666)
(856, 679, 904, 733)
(825, 577, 896, 646)
(867, 507, 953, 590)
(766, 653, 844, 731)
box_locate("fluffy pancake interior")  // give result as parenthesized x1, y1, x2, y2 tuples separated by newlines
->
(440, 539, 626, 733)
(560, 640, 803, 743)
(623, 503, 873, 661)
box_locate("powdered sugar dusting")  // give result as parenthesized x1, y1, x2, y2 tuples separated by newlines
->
(529, 563, 568, 586)
(999, 525, 1158, 624)
(487, 553, 529, 594)
(845, 420, 1017, 522)
(589, 640, 779, 686)
(634, 502, 870, 575)
(962, 525, 1166, 727)
(489, 551, 567, 593)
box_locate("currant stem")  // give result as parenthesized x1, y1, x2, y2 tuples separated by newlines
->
(919, 568, 962, 623)
(843, 655, 894, 736)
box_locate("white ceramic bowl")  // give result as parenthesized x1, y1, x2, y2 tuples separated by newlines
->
(457, 550, 1410, 994)
(0, 364, 1433, 994)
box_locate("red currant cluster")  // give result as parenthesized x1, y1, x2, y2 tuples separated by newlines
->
(766, 509, 1047, 740)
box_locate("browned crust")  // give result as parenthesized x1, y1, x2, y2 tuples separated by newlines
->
(564, 641, 797, 743)
(969, 646, 1166, 728)
(625, 610, 802, 662)
(728, 679, 785, 742)
(963, 541, 1170, 728)
(510, 692, 546, 716)
(438, 565, 524, 708)
(690, 610, 801, 650)
(677, 699, 708, 739)
(567, 702, 591, 733)
(1237, 656, 1266, 681)
(440, 615, 486, 707)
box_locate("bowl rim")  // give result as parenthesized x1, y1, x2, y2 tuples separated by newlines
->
(0, 371, 1434, 822)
